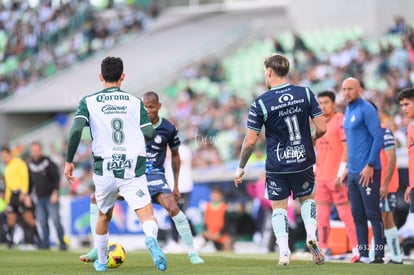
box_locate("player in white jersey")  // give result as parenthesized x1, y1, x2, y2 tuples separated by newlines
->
(64, 57, 167, 272)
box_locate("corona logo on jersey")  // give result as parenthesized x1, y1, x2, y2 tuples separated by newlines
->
(96, 94, 129, 103)
(107, 153, 132, 171)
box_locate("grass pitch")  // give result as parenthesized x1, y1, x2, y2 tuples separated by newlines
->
(0, 247, 413, 274)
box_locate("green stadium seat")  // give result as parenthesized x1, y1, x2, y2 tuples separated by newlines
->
(4, 56, 19, 75)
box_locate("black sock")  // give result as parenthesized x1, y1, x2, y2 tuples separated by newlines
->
(7, 226, 14, 247)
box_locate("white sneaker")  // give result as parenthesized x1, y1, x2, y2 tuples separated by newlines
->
(278, 251, 290, 266)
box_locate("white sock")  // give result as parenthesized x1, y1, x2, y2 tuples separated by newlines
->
(172, 211, 196, 254)
(90, 203, 99, 241)
(272, 208, 290, 254)
(385, 227, 402, 262)
(95, 233, 108, 265)
(143, 220, 158, 239)
(301, 199, 317, 241)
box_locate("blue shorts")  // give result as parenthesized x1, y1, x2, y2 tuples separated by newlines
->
(379, 192, 397, 212)
(265, 167, 315, 201)
(146, 174, 172, 201)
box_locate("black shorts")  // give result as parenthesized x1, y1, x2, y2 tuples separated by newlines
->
(6, 190, 30, 214)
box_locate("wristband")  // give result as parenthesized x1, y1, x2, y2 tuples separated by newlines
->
(235, 167, 245, 178)
(336, 161, 347, 178)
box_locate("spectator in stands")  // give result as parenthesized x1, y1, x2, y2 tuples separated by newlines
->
(388, 44, 411, 78)
(202, 186, 233, 251)
(388, 16, 407, 34)
(273, 38, 285, 53)
(192, 140, 221, 168)
(403, 35, 414, 65)
(292, 32, 307, 52)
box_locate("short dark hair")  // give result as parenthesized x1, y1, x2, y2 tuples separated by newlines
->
(1, 146, 10, 153)
(317, 90, 336, 102)
(143, 91, 159, 102)
(101, 56, 123, 82)
(398, 88, 414, 102)
(264, 54, 290, 77)
(210, 186, 223, 194)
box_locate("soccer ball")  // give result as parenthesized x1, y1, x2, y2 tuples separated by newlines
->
(107, 242, 126, 268)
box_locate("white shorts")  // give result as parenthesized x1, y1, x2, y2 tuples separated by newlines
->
(93, 174, 151, 214)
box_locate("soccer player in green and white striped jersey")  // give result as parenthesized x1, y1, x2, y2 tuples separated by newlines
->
(64, 57, 167, 272)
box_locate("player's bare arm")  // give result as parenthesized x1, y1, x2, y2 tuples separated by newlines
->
(335, 141, 348, 191)
(234, 129, 259, 187)
(171, 148, 181, 201)
(380, 148, 396, 199)
(312, 115, 327, 140)
(64, 117, 87, 183)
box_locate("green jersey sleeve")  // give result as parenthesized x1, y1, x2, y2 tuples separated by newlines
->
(66, 98, 89, 162)
(66, 117, 87, 163)
(139, 100, 154, 140)
(74, 97, 90, 124)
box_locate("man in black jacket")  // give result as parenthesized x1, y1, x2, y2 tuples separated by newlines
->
(28, 141, 66, 250)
